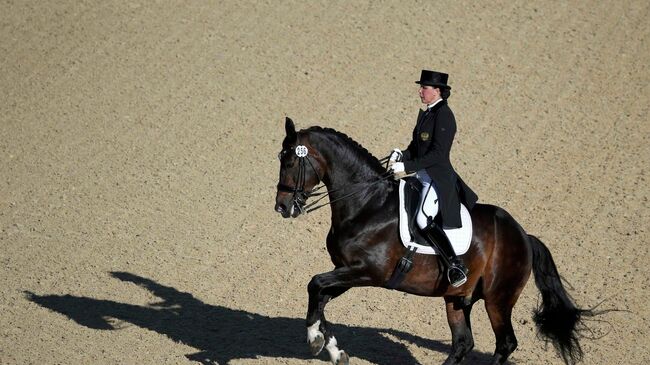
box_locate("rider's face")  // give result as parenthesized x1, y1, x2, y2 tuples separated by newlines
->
(419, 85, 440, 105)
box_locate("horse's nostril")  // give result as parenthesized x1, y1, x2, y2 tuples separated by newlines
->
(275, 203, 287, 214)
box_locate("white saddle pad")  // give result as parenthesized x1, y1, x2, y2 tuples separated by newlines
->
(398, 179, 472, 255)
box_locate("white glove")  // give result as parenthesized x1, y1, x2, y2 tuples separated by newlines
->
(390, 162, 405, 173)
(389, 161, 407, 179)
(389, 148, 403, 162)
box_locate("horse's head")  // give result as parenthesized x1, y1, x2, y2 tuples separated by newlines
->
(274, 117, 325, 218)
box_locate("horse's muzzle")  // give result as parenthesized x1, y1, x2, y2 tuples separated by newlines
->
(275, 201, 303, 218)
(275, 202, 293, 218)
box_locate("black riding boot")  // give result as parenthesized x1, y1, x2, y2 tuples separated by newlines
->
(423, 223, 468, 287)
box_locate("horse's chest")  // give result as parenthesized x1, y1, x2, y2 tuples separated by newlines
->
(325, 233, 350, 265)
(327, 234, 358, 266)
(326, 229, 382, 267)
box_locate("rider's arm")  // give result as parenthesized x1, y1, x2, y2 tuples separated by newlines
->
(400, 123, 419, 161)
(402, 140, 415, 161)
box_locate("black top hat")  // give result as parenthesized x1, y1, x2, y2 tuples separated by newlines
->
(415, 70, 451, 89)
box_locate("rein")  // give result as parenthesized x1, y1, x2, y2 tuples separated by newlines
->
(278, 147, 393, 214)
(304, 170, 394, 213)
(304, 155, 392, 213)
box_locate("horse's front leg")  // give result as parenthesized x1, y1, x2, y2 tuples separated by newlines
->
(306, 286, 348, 357)
(306, 266, 374, 365)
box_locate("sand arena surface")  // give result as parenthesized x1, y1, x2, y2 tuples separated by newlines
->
(1, 1, 648, 364)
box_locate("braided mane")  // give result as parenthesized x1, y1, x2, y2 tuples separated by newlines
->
(302, 126, 385, 173)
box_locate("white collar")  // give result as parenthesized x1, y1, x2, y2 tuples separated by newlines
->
(426, 98, 443, 110)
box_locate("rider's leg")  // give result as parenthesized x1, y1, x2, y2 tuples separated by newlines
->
(423, 222, 468, 287)
(415, 179, 468, 287)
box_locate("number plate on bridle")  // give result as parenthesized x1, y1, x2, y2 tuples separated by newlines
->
(295, 145, 308, 157)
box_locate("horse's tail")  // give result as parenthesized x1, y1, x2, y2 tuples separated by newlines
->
(529, 234, 588, 365)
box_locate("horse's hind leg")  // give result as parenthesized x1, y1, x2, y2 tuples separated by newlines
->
(483, 209, 531, 364)
(442, 297, 475, 365)
(485, 301, 518, 365)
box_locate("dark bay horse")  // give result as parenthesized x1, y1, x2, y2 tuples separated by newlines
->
(274, 118, 591, 365)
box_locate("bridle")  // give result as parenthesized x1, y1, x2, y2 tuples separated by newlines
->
(276, 145, 322, 214)
(277, 145, 394, 214)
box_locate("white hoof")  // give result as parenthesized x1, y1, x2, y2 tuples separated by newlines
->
(326, 336, 348, 365)
(336, 351, 349, 365)
(307, 320, 325, 355)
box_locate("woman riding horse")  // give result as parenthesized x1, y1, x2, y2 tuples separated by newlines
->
(389, 69, 477, 288)
(275, 118, 592, 365)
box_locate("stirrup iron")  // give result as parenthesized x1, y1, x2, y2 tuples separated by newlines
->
(447, 265, 468, 287)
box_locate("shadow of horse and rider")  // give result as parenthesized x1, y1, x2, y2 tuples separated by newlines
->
(26, 271, 502, 364)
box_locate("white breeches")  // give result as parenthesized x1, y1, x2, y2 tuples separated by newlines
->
(415, 170, 439, 229)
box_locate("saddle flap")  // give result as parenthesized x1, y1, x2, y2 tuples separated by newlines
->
(398, 179, 473, 256)
(401, 177, 428, 245)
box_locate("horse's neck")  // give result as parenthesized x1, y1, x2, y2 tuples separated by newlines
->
(322, 154, 380, 195)
(327, 178, 394, 228)
(322, 157, 389, 224)
(308, 131, 388, 221)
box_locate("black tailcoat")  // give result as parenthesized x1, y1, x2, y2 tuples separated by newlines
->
(402, 100, 478, 228)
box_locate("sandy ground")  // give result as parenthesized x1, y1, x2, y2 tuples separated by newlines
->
(1, 1, 649, 364)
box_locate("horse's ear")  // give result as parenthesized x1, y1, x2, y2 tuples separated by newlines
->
(285, 117, 297, 143)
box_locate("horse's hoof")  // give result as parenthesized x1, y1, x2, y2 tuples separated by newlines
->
(309, 333, 325, 356)
(442, 354, 466, 365)
(336, 351, 349, 365)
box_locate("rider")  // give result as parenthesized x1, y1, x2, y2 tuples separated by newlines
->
(389, 69, 478, 287)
